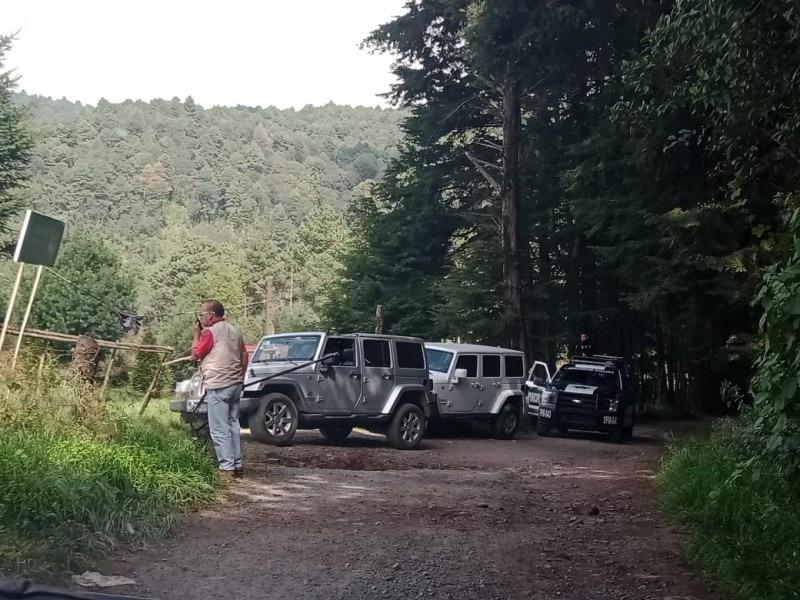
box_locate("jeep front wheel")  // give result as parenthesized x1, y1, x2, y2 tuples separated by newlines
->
(249, 393, 298, 446)
(491, 403, 520, 440)
(387, 403, 425, 450)
(319, 425, 353, 442)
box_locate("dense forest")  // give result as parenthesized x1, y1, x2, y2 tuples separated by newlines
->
(325, 0, 800, 426)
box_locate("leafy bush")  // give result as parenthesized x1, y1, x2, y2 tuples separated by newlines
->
(748, 205, 800, 478)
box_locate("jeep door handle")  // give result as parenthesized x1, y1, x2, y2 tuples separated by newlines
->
(349, 371, 360, 380)
(492, 382, 502, 388)
(381, 373, 393, 380)
(471, 382, 483, 389)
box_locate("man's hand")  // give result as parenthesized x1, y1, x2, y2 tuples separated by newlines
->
(193, 319, 203, 338)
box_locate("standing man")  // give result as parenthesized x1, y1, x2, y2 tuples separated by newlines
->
(192, 300, 249, 480)
(573, 332, 595, 357)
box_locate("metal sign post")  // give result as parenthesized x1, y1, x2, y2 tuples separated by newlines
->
(11, 264, 44, 369)
(0, 262, 26, 353)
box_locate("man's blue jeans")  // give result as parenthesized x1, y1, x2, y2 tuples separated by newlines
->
(206, 383, 243, 471)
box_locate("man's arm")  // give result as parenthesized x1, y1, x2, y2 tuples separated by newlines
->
(192, 329, 214, 361)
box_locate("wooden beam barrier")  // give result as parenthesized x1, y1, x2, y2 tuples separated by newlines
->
(2, 326, 173, 354)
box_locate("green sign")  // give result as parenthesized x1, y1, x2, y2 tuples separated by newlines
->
(13, 210, 66, 267)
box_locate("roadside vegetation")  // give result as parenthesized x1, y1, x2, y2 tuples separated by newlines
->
(0, 358, 220, 581)
(659, 414, 800, 600)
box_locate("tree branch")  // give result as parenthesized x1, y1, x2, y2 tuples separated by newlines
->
(465, 152, 501, 190)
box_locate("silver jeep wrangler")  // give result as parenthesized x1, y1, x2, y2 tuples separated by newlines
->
(423, 342, 526, 439)
(170, 332, 435, 450)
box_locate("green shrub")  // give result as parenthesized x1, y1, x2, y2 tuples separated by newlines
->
(658, 417, 800, 600)
(0, 369, 220, 580)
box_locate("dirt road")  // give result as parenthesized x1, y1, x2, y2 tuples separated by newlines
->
(102, 422, 714, 600)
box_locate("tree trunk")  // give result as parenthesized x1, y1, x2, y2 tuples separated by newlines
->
(656, 321, 667, 404)
(638, 315, 647, 411)
(501, 77, 526, 353)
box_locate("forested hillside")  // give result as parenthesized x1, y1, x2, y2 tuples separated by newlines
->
(4, 92, 404, 350)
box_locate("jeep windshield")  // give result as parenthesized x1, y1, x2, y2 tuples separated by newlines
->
(426, 348, 454, 373)
(553, 367, 619, 390)
(252, 335, 321, 363)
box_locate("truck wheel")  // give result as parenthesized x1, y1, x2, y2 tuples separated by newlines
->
(491, 403, 520, 440)
(249, 393, 298, 446)
(622, 425, 634, 440)
(537, 418, 551, 437)
(558, 425, 569, 434)
(319, 426, 353, 442)
(387, 403, 425, 450)
(609, 425, 623, 444)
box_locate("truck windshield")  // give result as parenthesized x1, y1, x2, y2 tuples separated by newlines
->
(553, 367, 619, 389)
(426, 349, 454, 373)
(252, 335, 321, 362)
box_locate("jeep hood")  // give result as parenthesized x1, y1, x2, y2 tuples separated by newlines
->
(244, 361, 318, 386)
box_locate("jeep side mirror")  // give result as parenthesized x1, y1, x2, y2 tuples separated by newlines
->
(533, 376, 544, 387)
(451, 368, 468, 383)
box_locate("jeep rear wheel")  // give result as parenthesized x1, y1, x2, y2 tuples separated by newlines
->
(249, 393, 298, 446)
(387, 403, 425, 450)
(609, 425, 623, 444)
(492, 403, 520, 440)
(319, 425, 353, 442)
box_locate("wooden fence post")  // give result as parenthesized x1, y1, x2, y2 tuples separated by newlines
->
(99, 348, 118, 399)
(138, 354, 192, 416)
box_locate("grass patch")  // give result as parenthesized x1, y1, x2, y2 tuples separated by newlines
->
(657, 418, 800, 600)
(0, 367, 220, 581)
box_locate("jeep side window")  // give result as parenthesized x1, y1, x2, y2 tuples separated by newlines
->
(482, 355, 501, 378)
(455, 355, 478, 377)
(396, 341, 425, 369)
(505, 355, 524, 377)
(363, 339, 391, 368)
(323, 337, 356, 366)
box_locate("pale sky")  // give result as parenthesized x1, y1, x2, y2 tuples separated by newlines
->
(0, 0, 406, 110)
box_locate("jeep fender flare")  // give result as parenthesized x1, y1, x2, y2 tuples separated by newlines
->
(490, 391, 524, 415)
(380, 384, 428, 415)
(243, 378, 313, 413)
